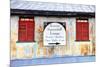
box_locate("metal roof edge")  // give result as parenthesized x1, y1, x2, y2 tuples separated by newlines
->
(11, 9, 95, 17)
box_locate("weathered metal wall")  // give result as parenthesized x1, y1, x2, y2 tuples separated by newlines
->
(11, 16, 95, 59)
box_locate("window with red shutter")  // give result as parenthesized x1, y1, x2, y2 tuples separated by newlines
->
(18, 17, 35, 42)
(76, 19, 89, 41)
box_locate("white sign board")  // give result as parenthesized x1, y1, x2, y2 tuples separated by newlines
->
(43, 22, 66, 46)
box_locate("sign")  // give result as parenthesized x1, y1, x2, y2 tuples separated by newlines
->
(43, 22, 66, 46)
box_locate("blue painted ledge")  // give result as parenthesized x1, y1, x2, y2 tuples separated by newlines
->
(10, 56, 95, 67)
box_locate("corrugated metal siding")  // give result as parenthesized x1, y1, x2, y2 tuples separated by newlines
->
(11, 0, 95, 13)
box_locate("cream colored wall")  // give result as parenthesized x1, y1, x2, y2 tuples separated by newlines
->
(11, 16, 18, 59)
(10, 16, 95, 59)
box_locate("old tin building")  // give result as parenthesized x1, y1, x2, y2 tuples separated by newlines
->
(10, 0, 95, 66)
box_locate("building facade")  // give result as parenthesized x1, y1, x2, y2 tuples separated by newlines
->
(10, 0, 95, 66)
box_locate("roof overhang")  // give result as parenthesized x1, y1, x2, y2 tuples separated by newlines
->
(11, 9, 95, 17)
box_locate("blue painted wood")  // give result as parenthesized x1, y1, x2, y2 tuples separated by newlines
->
(10, 56, 95, 67)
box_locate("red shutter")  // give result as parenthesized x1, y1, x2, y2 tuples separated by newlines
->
(18, 18, 35, 42)
(76, 20, 89, 41)
(26, 19, 35, 41)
